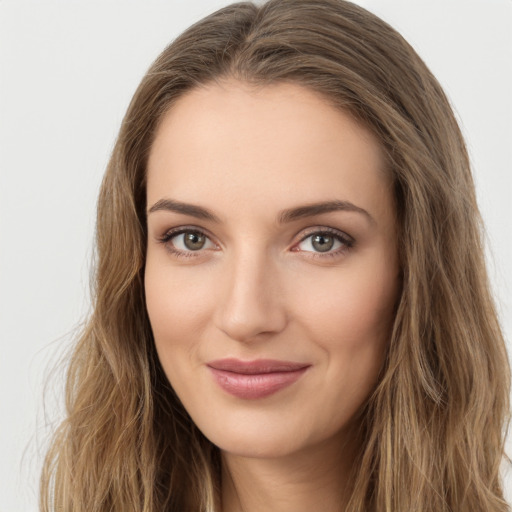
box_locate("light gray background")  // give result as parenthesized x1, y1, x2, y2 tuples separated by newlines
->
(1, 1, 511, 510)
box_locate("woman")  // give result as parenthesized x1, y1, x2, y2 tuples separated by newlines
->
(40, 0, 511, 510)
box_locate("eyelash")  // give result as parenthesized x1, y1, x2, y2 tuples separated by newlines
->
(157, 227, 216, 259)
(157, 226, 354, 260)
(293, 227, 354, 260)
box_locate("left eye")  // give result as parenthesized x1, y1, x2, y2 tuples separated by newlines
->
(296, 232, 348, 253)
(169, 231, 216, 252)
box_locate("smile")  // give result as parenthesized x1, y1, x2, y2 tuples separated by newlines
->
(207, 359, 310, 399)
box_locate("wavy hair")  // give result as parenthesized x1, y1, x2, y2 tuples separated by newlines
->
(40, 0, 510, 510)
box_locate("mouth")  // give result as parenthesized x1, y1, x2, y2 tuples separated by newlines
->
(207, 358, 310, 399)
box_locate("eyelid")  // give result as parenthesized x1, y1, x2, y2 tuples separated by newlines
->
(291, 226, 354, 255)
(158, 225, 216, 243)
(157, 225, 220, 257)
(296, 226, 353, 244)
(155, 224, 354, 259)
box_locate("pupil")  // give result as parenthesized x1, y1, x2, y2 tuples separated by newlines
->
(312, 234, 334, 252)
(184, 232, 205, 250)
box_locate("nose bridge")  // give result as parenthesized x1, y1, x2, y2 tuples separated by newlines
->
(215, 243, 286, 342)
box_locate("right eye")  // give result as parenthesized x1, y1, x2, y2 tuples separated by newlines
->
(159, 228, 217, 257)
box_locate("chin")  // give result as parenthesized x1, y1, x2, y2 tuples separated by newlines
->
(214, 433, 302, 459)
(198, 411, 339, 461)
(193, 413, 300, 459)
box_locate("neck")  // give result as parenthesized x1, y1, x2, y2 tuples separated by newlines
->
(220, 427, 359, 512)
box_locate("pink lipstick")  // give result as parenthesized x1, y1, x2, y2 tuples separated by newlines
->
(207, 358, 310, 399)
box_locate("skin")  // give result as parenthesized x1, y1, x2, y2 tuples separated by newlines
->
(145, 79, 400, 512)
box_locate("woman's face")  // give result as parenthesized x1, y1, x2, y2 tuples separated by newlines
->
(145, 80, 400, 458)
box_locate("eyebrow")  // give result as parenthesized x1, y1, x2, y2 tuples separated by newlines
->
(278, 200, 375, 225)
(148, 198, 221, 222)
(147, 198, 375, 225)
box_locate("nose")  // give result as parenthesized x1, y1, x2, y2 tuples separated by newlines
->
(213, 250, 288, 343)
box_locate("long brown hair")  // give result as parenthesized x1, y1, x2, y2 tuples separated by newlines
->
(40, 1, 510, 510)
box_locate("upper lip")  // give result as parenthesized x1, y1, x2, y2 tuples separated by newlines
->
(207, 358, 310, 374)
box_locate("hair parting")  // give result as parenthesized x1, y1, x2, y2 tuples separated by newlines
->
(41, 1, 510, 510)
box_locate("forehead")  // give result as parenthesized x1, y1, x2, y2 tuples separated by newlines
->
(146, 80, 392, 222)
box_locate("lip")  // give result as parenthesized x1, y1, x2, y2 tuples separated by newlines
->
(207, 358, 310, 399)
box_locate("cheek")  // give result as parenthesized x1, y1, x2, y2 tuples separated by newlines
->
(294, 256, 398, 399)
(297, 262, 398, 347)
(144, 263, 215, 374)
(305, 264, 397, 420)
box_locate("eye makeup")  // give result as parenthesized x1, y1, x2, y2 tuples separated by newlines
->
(156, 224, 355, 261)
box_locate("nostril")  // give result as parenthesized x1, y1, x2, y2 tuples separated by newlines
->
(212, 255, 287, 341)
(214, 293, 287, 343)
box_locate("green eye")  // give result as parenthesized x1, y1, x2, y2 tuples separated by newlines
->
(183, 232, 207, 250)
(311, 234, 335, 252)
(297, 229, 353, 255)
(165, 230, 215, 253)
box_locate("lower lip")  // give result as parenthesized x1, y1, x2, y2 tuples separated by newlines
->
(208, 367, 308, 399)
